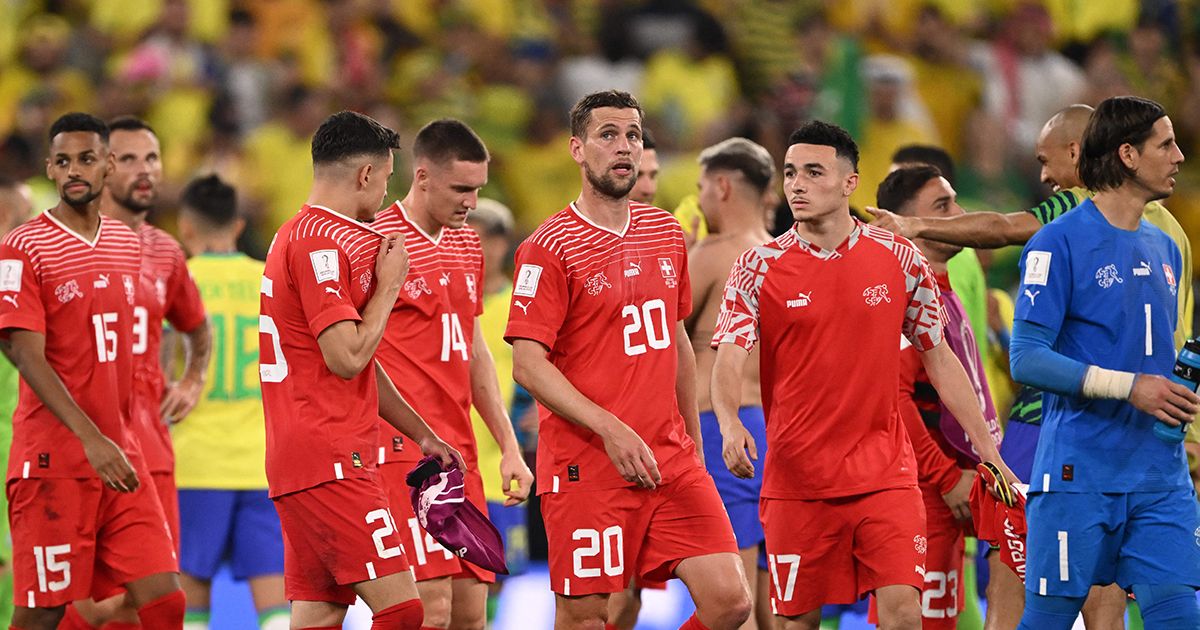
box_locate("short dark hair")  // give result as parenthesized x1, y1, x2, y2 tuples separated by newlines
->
(642, 127, 656, 151)
(1079, 96, 1168, 192)
(876, 165, 943, 215)
(181, 174, 238, 227)
(310, 111, 401, 165)
(412, 119, 489, 164)
(698, 138, 776, 193)
(788, 121, 859, 171)
(891, 144, 954, 185)
(107, 115, 156, 136)
(48, 112, 108, 144)
(569, 90, 643, 139)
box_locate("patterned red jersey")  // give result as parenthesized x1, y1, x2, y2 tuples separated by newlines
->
(370, 202, 484, 466)
(260, 205, 386, 497)
(0, 212, 142, 480)
(130, 223, 206, 474)
(504, 202, 697, 494)
(712, 220, 946, 500)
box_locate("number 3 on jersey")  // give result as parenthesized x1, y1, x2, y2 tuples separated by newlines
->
(622, 299, 670, 356)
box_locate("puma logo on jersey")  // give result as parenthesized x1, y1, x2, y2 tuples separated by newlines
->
(1095, 264, 1123, 288)
(1134, 261, 1151, 276)
(786, 292, 812, 308)
(2, 295, 17, 308)
(863, 284, 891, 306)
(439, 272, 451, 286)
(624, 261, 641, 278)
(93, 273, 109, 289)
(1024, 289, 1039, 305)
(325, 286, 343, 299)
(514, 300, 530, 315)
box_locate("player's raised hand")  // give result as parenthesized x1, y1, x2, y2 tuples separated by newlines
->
(374, 233, 409, 293)
(601, 420, 661, 489)
(500, 451, 533, 506)
(82, 432, 138, 492)
(721, 422, 757, 479)
(160, 375, 203, 423)
(942, 468, 976, 521)
(1129, 374, 1200, 426)
(863, 206, 915, 239)
(420, 435, 465, 472)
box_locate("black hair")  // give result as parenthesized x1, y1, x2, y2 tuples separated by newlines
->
(310, 111, 401, 165)
(642, 127, 656, 151)
(876, 165, 943, 215)
(1079, 96, 1168, 192)
(698, 138, 776, 194)
(412, 118, 489, 164)
(891, 144, 955, 185)
(180, 174, 238, 227)
(107, 115, 156, 136)
(569, 90, 643, 139)
(788, 121, 859, 171)
(48, 112, 108, 144)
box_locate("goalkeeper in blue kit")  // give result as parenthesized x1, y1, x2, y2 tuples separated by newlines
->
(1010, 95, 1200, 629)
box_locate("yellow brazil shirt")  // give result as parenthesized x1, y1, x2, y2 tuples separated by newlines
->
(470, 286, 514, 503)
(174, 253, 269, 489)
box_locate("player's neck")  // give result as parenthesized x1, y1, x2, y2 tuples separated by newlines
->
(573, 192, 629, 232)
(1091, 187, 1150, 231)
(399, 194, 443, 240)
(718, 202, 770, 240)
(49, 201, 101, 240)
(99, 196, 145, 230)
(194, 236, 238, 255)
(794, 206, 854, 251)
(305, 183, 361, 222)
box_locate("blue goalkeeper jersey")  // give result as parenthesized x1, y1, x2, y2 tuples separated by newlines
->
(1014, 199, 1189, 494)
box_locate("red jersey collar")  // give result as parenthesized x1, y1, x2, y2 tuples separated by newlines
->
(789, 218, 863, 260)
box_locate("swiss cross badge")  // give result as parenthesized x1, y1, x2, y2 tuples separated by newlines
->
(658, 257, 677, 288)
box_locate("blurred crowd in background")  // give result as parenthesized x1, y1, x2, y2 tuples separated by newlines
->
(3, 0, 1200, 279)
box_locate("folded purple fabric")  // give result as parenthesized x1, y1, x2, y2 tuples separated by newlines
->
(406, 456, 508, 574)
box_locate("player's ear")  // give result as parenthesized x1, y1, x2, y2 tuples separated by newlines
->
(414, 165, 429, 190)
(1118, 142, 1138, 170)
(231, 216, 247, 239)
(568, 135, 585, 166)
(843, 170, 859, 197)
(357, 161, 374, 191)
(718, 174, 733, 201)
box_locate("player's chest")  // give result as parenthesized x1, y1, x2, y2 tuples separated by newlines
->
(397, 257, 478, 318)
(1072, 244, 1177, 308)
(565, 249, 681, 315)
(759, 259, 906, 329)
(38, 263, 137, 325)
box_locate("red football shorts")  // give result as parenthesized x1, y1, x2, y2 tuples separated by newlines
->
(541, 464, 737, 597)
(380, 462, 495, 584)
(761, 486, 927, 616)
(150, 470, 180, 553)
(8, 468, 178, 608)
(867, 488, 967, 629)
(273, 474, 412, 605)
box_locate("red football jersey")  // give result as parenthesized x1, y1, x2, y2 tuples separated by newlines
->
(129, 223, 206, 474)
(712, 220, 946, 500)
(370, 203, 484, 466)
(504, 202, 697, 494)
(0, 212, 141, 480)
(260, 205, 387, 497)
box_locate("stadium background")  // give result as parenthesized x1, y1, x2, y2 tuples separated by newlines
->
(2, 0, 1200, 628)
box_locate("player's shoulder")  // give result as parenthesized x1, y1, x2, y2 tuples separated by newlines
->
(3, 213, 53, 249)
(859, 221, 923, 260)
(523, 205, 578, 253)
(630, 201, 681, 229)
(443, 223, 482, 249)
(289, 206, 382, 250)
(139, 222, 187, 258)
(1027, 187, 1087, 225)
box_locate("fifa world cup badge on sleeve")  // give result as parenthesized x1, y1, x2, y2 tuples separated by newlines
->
(514, 264, 542, 298)
(0, 259, 21, 292)
(1024, 251, 1051, 286)
(310, 249, 339, 283)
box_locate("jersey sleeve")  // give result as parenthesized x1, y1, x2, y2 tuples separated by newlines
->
(711, 248, 763, 351)
(504, 241, 568, 350)
(0, 244, 44, 335)
(903, 248, 946, 351)
(286, 236, 362, 337)
(164, 250, 207, 333)
(1025, 189, 1080, 226)
(1013, 228, 1071, 335)
(474, 250, 486, 318)
(676, 244, 692, 321)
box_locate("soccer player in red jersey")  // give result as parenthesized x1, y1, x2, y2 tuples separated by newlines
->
(506, 90, 752, 630)
(0, 113, 184, 630)
(370, 119, 533, 629)
(711, 121, 1015, 630)
(260, 110, 459, 630)
(873, 165, 1006, 629)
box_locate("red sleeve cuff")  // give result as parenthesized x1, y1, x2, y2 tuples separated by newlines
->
(308, 306, 362, 338)
(504, 322, 557, 351)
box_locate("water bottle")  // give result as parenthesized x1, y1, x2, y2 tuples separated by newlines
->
(1161, 339, 1200, 443)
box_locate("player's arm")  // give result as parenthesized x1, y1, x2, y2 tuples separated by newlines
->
(161, 319, 211, 422)
(711, 343, 757, 479)
(674, 321, 702, 465)
(866, 207, 1040, 249)
(0, 330, 138, 491)
(920, 340, 1015, 483)
(376, 361, 462, 469)
(511, 338, 661, 488)
(469, 321, 532, 505)
(316, 235, 406, 378)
